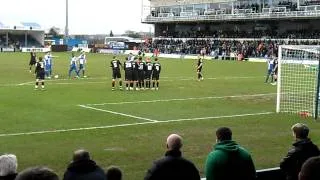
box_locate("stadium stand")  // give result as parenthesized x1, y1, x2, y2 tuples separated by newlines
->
(0, 21, 44, 49)
(141, 0, 320, 58)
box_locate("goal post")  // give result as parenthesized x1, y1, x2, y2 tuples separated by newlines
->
(276, 45, 320, 119)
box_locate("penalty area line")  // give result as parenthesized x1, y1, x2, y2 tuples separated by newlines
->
(87, 93, 276, 106)
(0, 111, 273, 137)
(78, 105, 158, 122)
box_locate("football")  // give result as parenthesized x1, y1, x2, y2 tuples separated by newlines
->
(54, 75, 59, 79)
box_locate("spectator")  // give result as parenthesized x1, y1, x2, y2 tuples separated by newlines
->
(0, 154, 18, 180)
(144, 134, 200, 180)
(63, 149, 106, 180)
(205, 127, 256, 180)
(15, 167, 58, 180)
(280, 123, 320, 180)
(299, 156, 320, 180)
(105, 166, 122, 180)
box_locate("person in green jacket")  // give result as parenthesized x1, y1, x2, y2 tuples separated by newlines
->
(205, 127, 256, 180)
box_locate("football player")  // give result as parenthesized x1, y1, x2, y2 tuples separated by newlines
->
(35, 57, 45, 90)
(110, 56, 122, 90)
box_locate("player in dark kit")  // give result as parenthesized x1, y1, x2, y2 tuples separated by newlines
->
(196, 57, 204, 81)
(34, 57, 45, 90)
(145, 58, 153, 89)
(137, 57, 146, 90)
(152, 58, 161, 90)
(271, 57, 278, 86)
(132, 57, 139, 90)
(29, 50, 37, 73)
(110, 56, 122, 90)
(124, 58, 133, 91)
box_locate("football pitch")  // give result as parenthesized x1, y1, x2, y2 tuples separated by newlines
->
(0, 52, 319, 180)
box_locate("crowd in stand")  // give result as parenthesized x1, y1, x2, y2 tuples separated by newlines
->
(0, 123, 319, 180)
(142, 38, 320, 59)
(159, 29, 320, 39)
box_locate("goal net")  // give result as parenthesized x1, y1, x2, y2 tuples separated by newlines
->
(276, 45, 320, 118)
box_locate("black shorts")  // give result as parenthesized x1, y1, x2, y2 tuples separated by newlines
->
(132, 71, 138, 81)
(112, 69, 121, 79)
(145, 71, 152, 80)
(29, 60, 36, 66)
(36, 71, 45, 80)
(197, 67, 202, 73)
(152, 72, 160, 80)
(138, 71, 144, 81)
(125, 70, 133, 81)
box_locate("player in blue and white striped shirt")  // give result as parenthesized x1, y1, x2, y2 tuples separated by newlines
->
(68, 53, 79, 78)
(44, 52, 53, 79)
(265, 56, 275, 83)
(77, 51, 87, 78)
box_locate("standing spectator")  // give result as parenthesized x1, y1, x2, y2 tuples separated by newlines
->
(15, 167, 58, 180)
(144, 134, 200, 180)
(63, 149, 106, 180)
(299, 156, 320, 180)
(105, 166, 122, 180)
(280, 123, 320, 180)
(205, 127, 256, 180)
(0, 154, 18, 180)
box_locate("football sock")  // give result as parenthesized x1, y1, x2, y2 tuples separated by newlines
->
(156, 82, 159, 88)
(265, 76, 269, 83)
(112, 81, 115, 87)
(153, 82, 155, 87)
(119, 81, 122, 87)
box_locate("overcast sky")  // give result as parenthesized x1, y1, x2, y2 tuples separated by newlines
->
(0, 0, 153, 35)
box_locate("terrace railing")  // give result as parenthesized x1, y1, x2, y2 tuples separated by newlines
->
(142, 9, 320, 23)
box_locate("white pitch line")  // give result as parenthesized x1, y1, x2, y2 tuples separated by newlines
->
(17, 81, 34, 86)
(87, 93, 276, 106)
(78, 105, 158, 122)
(4, 75, 262, 87)
(0, 111, 273, 137)
(164, 112, 273, 122)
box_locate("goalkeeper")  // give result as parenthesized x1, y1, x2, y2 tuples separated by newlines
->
(271, 58, 278, 85)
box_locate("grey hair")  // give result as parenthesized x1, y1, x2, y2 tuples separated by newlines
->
(0, 154, 18, 176)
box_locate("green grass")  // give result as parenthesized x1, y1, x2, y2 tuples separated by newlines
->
(0, 52, 319, 180)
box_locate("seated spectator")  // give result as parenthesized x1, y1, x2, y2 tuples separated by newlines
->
(63, 149, 106, 180)
(144, 134, 200, 180)
(105, 166, 122, 180)
(205, 127, 256, 180)
(0, 154, 18, 180)
(280, 123, 320, 180)
(299, 156, 320, 180)
(15, 167, 58, 180)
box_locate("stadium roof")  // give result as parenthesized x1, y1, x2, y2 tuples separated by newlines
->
(21, 22, 41, 29)
(0, 21, 43, 30)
